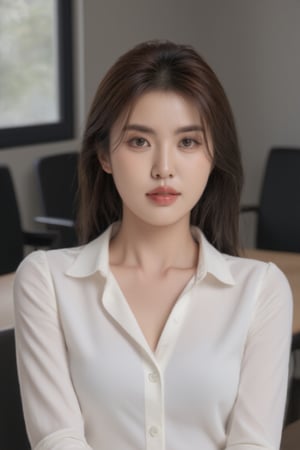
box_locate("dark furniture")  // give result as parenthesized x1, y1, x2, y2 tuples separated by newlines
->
(0, 165, 56, 275)
(285, 333, 300, 426)
(35, 152, 79, 248)
(241, 148, 300, 427)
(241, 148, 300, 252)
(281, 419, 300, 450)
(0, 328, 30, 449)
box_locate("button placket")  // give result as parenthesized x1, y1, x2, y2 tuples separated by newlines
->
(156, 291, 192, 372)
(142, 292, 192, 449)
(149, 425, 159, 437)
(148, 371, 159, 383)
(144, 359, 164, 449)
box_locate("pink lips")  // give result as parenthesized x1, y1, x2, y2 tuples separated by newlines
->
(146, 186, 180, 206)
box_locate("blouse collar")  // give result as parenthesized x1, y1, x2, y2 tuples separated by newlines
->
(66, 223, 235, 286)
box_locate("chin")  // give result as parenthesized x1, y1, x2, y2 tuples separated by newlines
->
(134, 213, 190, 229)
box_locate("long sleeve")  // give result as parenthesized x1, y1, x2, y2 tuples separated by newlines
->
(14, 250, 93, 450)
(225, 263, 293, 450)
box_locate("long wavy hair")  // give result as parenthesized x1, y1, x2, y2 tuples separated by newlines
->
(77, 40, 243, 255)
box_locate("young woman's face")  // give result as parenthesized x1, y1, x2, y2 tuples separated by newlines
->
(100, 90, 213, 228)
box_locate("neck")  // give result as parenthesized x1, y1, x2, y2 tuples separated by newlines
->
(109, 216, 198, 274)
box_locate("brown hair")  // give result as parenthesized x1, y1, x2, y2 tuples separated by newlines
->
(77, 40, 243, 255)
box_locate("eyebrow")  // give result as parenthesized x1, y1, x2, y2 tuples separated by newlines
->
(123, 124, 204, 134)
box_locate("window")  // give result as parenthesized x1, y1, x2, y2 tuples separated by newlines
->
(0, 0, 73, 148)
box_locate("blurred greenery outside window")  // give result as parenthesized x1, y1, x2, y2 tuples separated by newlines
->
(0, 0, 73, 148)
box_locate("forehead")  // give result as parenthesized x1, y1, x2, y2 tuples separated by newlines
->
(130, 90, 200, 120)
(111, 90, 207, 134)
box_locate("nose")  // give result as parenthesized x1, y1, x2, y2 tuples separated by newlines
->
(151, 146, 175, 179)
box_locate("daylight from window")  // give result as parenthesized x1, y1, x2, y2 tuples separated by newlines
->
(0, 0, 59, 128)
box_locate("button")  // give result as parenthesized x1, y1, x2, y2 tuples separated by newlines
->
(173, 316, 179, 324)
(149, 426, 159, 437)
(196, 271, 205, 281)
(148, 372, 159, 382)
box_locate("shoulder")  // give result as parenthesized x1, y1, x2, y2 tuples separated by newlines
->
(13, 247, 83, 311)
(225, 254, 293, 317)
(14, 226, 111, 289)
(225, 252, 290, 286)
(15, 246, 83, 280)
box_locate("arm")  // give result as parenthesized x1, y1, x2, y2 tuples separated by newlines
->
(226, 263, 293, 450)
(14, 251, 93, 450)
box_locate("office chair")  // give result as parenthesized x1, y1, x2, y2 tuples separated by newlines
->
(241, 148, 300, 427)
(35, 152, 79, 248)
(0, 328, 30, 449)
(0, 165, 56, 275)
(241, 148, 300, 253)
(285, 333, 300, 426)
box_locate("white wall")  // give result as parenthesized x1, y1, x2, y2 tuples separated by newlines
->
(1, 0, 300, 245)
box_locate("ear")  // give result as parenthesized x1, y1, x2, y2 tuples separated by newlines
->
(98, 150, 112, 174)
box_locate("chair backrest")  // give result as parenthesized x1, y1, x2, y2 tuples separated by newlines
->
(256, 148, 300, 252)
(36, 152, 79, 220)
(0, 166, 24, 275)
(0, 328, 30, 449)
(36, 152, 79, 247)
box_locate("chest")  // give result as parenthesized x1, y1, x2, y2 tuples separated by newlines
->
(65, 285, 244, 450)
(110, 267, 195, 352)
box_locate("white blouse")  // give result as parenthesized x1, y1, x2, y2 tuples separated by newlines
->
(14, 224, 293, 450)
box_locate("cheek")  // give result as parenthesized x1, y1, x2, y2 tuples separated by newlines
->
(190, 156, 212, 180)
(188, 161, 212, 196)
(110, 152, 147, 181)
(110, 156, 143, 196)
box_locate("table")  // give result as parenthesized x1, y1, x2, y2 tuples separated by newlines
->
(243, 248, 300, 335)
(280, 419, 300, 450)
(0, 272, 15, 330)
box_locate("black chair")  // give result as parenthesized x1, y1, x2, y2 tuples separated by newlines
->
(0, 165, 56, 275)
(241, 148, 300, 253)
(35, 152, 79, 248)
(285, 333, 300, 426)
(0, 328, 30, 449)
(241, 149, 300, 426)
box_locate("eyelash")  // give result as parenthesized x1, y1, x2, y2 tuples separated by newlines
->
(126, 136, 202, 149)
(127, 137, 149, 148)
(179, 137, 201, 149)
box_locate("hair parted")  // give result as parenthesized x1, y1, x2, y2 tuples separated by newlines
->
(77, 39, 243, 255)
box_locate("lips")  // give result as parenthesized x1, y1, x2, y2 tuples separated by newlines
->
(146, 186, 180, 206)
(146, 186, 180, 196)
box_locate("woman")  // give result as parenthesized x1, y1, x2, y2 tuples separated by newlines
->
(14, 40, 292, 450)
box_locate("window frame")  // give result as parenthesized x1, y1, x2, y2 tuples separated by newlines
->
(0, 0, 74, 149)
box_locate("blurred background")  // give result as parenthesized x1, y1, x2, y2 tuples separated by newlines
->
(1, 3, 300, 446)
(0, 0, 299, 247)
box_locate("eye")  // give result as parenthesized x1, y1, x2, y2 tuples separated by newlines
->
(179, 137, 200, 149)
(127, 137, 149, 148)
